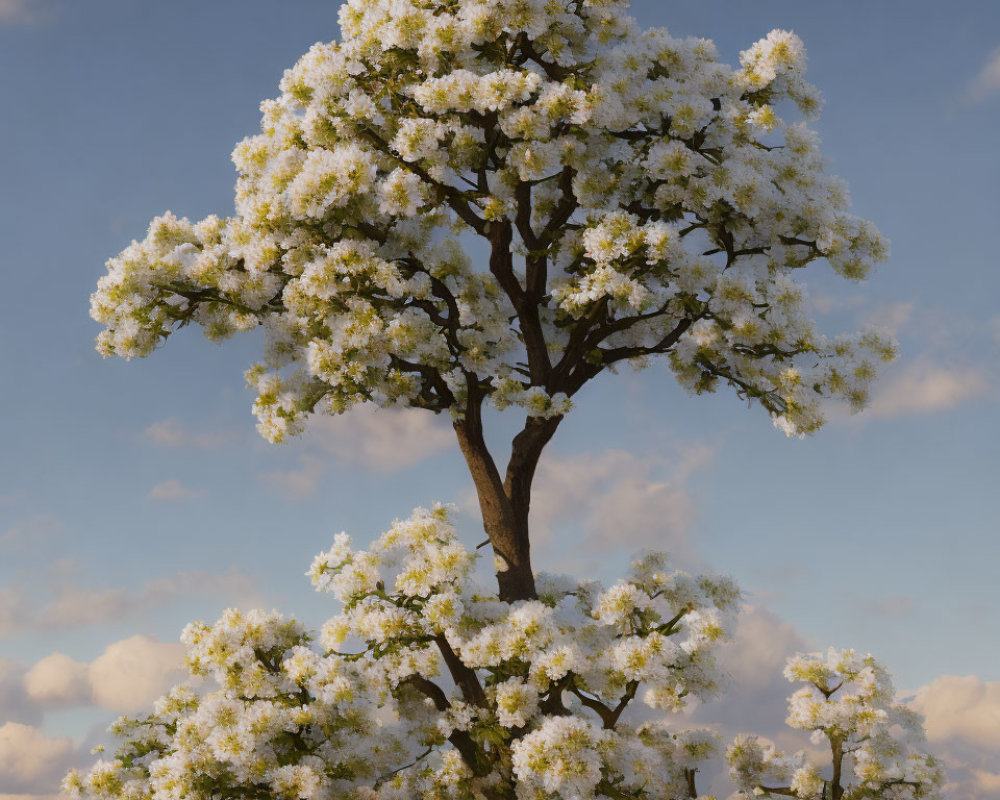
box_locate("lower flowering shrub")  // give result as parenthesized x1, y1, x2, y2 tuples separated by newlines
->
(728, 648, 945, 799)
(64, 506, 942, 800)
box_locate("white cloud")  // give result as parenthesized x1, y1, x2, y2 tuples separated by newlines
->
(0, 567, 263, 635)
(0, 0, 47, 25)
(0, 723, 74, 795)
(0, 659, 40, 726)
(39, 587, 129, 629)
(866, 360, 990, 418)
(864, 300, 915, 335)
(21, 637, 185, 713)
(148, 479, 204, 501)
(974, 771, 1000, 795)
(23, 654, 89, 706)
(856, 594, 916, 619)
(0, 514, 65, 547)
(259, 407, 453, 498)
(38, 568, 262, 629)
(806, 292, 867, 316)
(0, 636, 192, 793)
(528, 444, 715, 569)
(260, 454, 326, 499)
(143, 418, 235, 450)
(0, 491, 24, 507)
(0, 585, 29, 637)
(718, 605, 809, 689)
(309, 406, 453, 471)
(911, 675, 1000, 748)
(88, 635, 186, 712)
(688, 604, 811, 737)
(0, 795, 62, 800)
(967, 46, 1000, 104)
(909, 675, 1000, 799)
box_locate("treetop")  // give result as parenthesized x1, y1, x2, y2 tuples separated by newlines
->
(91, 0, 893, 443)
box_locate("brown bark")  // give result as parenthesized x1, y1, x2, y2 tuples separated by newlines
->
(684, 768, 698, 799)
(831, 737, 844, 800)
(453, 405, 534, 601)
(501, 415, 561, 587)
(453, 400, 562, 602)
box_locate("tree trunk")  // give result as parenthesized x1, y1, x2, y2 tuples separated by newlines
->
(453, 409, 561, 603)
(830, 738, 844, 800)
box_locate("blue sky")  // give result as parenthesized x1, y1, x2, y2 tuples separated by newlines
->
(0, 1, 998, 797)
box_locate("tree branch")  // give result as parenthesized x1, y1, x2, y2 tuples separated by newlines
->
(514, 35, 576, 81)
(568, 681, 638, 730)
(596, 316, 695, 365)
(398, 675, 488, 776)
(435, 634, 487, 707)
(756, 785, 798, 797)
(354, 124, 488, 235)
(568, 686, 614, 727)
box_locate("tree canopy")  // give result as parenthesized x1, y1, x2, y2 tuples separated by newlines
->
(729, 649, 944, 799)
(71, 3, 949, 797)
(94, 0, 891, 437)
(65, 509, 942, 800)
(90, 0, 894, 600)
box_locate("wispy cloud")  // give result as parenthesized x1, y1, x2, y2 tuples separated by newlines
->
(988, 315, 1000, 346)
(684, 604, 816, 773)
(0, 491, 24, 507)
(143, 418, 237, 451)
(866, 360, 990, 419)
(0, 567, 262, 635)
(863, 300, 915, 336)
(308, 406, 453, 471)
(259, 407, 454, 498)
(525, 443, 716, 571)
(807, 292, 867, 317)
(0, 515, 65, 547)
(855, 593, 916, 619)
(966, 46, 1000, 104)
(38, 568, 261, 629)
(0, 0, 49, 26)
(148, 479, 204, 501)
(0, 585, 30, 638)
(259, 454, 326, 499)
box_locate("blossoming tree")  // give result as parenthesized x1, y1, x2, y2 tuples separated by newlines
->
(69, 508, 744, 799)
(91, 0, 894, 603)
(65, 510, 943, 800)
(75, 0, 942, 797)
(728, 649, 944, 799)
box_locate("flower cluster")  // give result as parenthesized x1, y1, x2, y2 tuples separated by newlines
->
(65, 511, 945, 800)
(727, 648, 945, 799)
(91, 0, 892, 441)
(66, 506, 738, 800)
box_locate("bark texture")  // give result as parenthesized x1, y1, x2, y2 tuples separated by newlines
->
(454, 409, 561, 602)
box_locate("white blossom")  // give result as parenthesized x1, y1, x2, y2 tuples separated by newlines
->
(728, 648, 944, 799)
(91, 0, 893, 441)
(67, 506, 748, 800)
